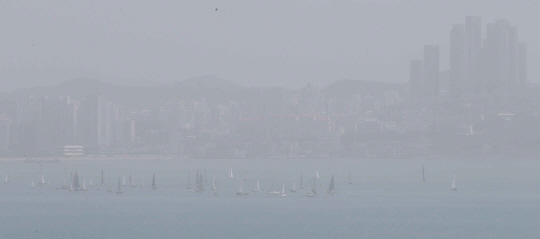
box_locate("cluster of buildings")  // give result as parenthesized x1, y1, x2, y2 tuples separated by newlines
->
(410, 17, 528, 104)
(0, 17, 537, 159)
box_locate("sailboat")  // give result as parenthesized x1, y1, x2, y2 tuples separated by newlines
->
(101, 170, 105, 186)
(122, 176, 126, 186)
(452, 175, 457, 191)
(300, 174, 304, 189)
(348, 172, 352, 185)
(305, 179, 315, 197)
(316, 171, 320, 179)
(151, 173, 157, 190)
(129, 174, 136, 187)
(280, 183, 287, 197)
(82, 179, 88, 191)
(107, 174, 112, 193)
(89, 177, 93, 187)
(204, 169, 208, 183)
(229, 168, 234, 178)
(328, 175, 335, 194)
(116, 177, 123, 194)
(212, 173, 217, 196)
(31, 178, 35, 188)
(70, 171, 81, 191)
(141, 176, 145, 187)
(236, 178, 248, 195)
(253, 180, 261, 192)
(290, 179, 297, 192)
(422, 165, 425, 181)
(40, 175, 46, 186)
(4, 172, 8, 184)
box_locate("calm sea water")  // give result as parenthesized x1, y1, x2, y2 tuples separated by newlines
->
(1, 158, 539, 239)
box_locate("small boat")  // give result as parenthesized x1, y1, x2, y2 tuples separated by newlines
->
(229, 167, 234, 178)
(31, 178, 35, 188)
(236, 179, 248, 195)
(253, 180, 261, 192)
(316, 171, 320, 179)
(4, 172, 8, 184)
(452, 175, 457, 191)
(300, 174, 304, 189)
(89, 177, 93, 187)
(116, 177, 123, 194)
(141, 176, 145, 187)
(327, 175, 335, 194)
(152, 173, 157, 190)
(280, 183, 287, 197)
(122, 176, 126, 186)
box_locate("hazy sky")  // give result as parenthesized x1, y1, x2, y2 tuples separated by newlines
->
(0, 0, 538, 91)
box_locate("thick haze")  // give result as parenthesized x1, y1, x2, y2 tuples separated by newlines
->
(0, 0, 538, 91)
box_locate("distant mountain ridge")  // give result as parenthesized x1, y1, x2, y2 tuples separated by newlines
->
(320, 79, 406, 99)
(6, 76, 406, 108)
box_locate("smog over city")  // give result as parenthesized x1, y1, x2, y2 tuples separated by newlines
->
(1, 1, 539, 238)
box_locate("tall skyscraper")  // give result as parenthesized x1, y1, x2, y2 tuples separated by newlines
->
(450, 16, 482, 99)
(481, 19, 526, 96)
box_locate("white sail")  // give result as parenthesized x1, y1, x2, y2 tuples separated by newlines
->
(316, 171, 320, 179)
(141, 176, 145, 187)
(40, 175, 45, 185)
(256, 180, 260, 191)
(212, 173, 216, 191)
(281, 183, 287, 197)
(229, 168, 234, 178)
(4, 172, 8, 184)
(89, 177, 93, 187)
(452, 175, 457, 190)
(122, 176, 126, 186)
(82, 179, 87, 191)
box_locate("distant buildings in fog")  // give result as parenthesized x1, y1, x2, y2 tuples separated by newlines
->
(410, 17, 528, 104)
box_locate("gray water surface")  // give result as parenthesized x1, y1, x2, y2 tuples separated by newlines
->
(1, 158, 539, 239)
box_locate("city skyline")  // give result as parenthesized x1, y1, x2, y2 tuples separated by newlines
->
(1, 1, 540, 91)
